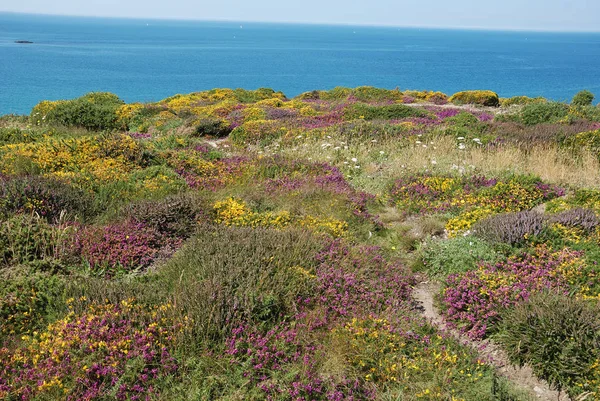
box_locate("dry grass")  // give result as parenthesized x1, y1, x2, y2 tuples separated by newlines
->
(276, 134, 600, 193)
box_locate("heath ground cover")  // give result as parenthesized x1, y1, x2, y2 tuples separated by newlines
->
(2, 86, 600, 400)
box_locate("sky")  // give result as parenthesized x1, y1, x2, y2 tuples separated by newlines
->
(2, 0, 600, 32)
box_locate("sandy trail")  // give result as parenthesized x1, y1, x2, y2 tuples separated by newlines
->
(413, 281, 570, 401)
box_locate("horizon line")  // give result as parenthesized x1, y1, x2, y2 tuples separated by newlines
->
(2, 11, 600, 34)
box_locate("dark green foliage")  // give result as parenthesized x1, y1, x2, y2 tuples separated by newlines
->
(0, 175, 96, 222)
(124, 193, 205, 237)
(0, 127, 43, 145)
(0, 271, 65, 339)
(349, 86, 404, 102)
(420, 236, 499, 277)
(34, 92, 125, 131)
(194, 117, 232, 137)
(344, 102, 427, 121)
(157, 226, 324, 345)
(473, 211, 546, 245)
(516, 102, 569, 125)
(297, 87, 351, 101)
(127, 104, 165, 132)
(497, 291, 600, 395)
(445, 112, 481, 127)
(572, 90, 595, 106)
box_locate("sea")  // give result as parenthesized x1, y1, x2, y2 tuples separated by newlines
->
(1, 12, 600, 115)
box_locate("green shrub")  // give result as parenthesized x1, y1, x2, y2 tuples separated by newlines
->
(297, 86, 351, 101)
(0, 214, 72, 266)
(350, 86, 403, 102)
(517, 102, 569, 125)
(31, 92, 125, 131)
(0, 127, 45, 145)
(0, 272, 65, 338)
(194, 117, 232, 137)
(333, 120, 412, 143)
(157, 226, 323, 344)
(229, 120, 286, 145)
(449, 90, 500, 107)
(420, 236, 499, 277)
(500, 96, 547, 107)
(232, 88, 286, 103)
(445, 112, 480, 127)
(497, 291, 600, 396)
(572, 90, 595, 106)
(0, 175, 96, 222)
(124, 192, 205, 237)
(343, 103, 427, 121)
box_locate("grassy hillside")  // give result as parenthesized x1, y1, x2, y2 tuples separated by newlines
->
(1, 86, 600, 400)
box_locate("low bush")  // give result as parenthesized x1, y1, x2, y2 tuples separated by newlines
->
(31, 92, 125, 131)
(344, 103, 427, 121)
(0, 272, 65, 339)
(349, 86, 404, 102)
(229, 120, 287, 145)
(473, 211, 546, 245)
(158, 226, 324, 344)
(442, 246, 584, 339)
(71, 221, 172, 276)
(497, 291, 600, 397)
(449, 90, 500, 107)
(124, 193, 205, 237)
(572, 90, 595, 106)
(420, 236, 499, 277)
(0, 175, 96, 222)
(445, 111, 481, 127)
(550, 208, 599, 233)
(0, 214, 71, 267)
(500, 96, 547, 107)
(0, 299, 183, 400)
(516, 102, 569, 125)
(194, 117, 232, 137)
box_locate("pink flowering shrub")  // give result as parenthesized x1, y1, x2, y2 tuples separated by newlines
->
(0, 300, 182, 401)
(314, 240, 414, 320)
(441, 246, 583, 339)
(72, 221, 177, 275)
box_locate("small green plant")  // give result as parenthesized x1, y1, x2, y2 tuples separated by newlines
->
(420, 235, 499, 277)
(572, 90, 595, 106)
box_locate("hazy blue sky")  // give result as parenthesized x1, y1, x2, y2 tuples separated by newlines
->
(2, 0, 600, 31)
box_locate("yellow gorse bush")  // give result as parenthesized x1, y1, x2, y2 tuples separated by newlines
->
(213, 197, 347, 237)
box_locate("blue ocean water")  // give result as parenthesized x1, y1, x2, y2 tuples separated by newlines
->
(1, 12, 600, 115)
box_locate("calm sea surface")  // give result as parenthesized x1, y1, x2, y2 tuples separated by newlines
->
(1, 13, 600, 115)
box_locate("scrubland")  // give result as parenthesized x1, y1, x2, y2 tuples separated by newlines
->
(1, 86, 600, 400)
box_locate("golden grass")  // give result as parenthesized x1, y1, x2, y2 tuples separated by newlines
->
(275, 134, 600, 193)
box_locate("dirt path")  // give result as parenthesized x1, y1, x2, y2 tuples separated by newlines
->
(413, 281, 570, 401)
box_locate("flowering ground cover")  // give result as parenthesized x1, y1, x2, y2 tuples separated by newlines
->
(1, 86, 600, 400)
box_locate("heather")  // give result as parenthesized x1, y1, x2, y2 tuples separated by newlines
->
(2, 86, 600, 400)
